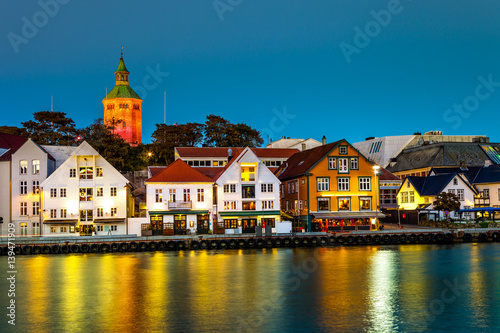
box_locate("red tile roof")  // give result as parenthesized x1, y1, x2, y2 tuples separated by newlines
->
(379, 167, 401, 181)
(175, 147, 298, 159)
(146, 159, 214, 183)
(275, 140, 343, 180)
(0, 133, 28, 161)
(148, 166, 167, 178)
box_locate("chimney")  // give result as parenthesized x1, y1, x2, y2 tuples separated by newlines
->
(459, 160, 467, 171)
(227, 148, 233, 163)
(301, 143, 306, 151)
(322, 135, 326, 145)
(485, 160, 492, 167)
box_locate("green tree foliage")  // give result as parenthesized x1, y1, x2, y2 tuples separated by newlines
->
(22, 111, 78, 145)
(433, 192, 461, 219)
(78, 118, 132, 171)
(150, 123, 204, 165)
(203, 115, 263, 147)
(0, 126, 28, 137)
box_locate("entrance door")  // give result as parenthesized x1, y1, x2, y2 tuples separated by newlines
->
(79, 225, 93, 236)
(197, 214, 209, 234)
(174, 215, 186, 235)
(242, 219, 256, 233)
(150, 215, 163, 236)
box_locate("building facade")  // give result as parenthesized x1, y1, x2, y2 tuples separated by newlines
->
(41, 142, 133, 236)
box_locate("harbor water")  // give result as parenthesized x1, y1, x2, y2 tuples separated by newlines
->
(1, 243, 500, 332)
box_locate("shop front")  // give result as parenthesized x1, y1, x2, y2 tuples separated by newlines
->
(312, 212, 385, 231)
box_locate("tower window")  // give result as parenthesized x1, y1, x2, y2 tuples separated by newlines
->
(122, 121, 126, 128)
(121, 75, 124, 81)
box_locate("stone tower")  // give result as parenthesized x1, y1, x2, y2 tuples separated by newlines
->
(103, 52, 142, 146)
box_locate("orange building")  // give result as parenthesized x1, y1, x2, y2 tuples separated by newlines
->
(102, 53, 142, 146)
(276, 139, 384, 231)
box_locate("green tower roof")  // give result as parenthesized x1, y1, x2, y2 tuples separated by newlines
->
(104, 85, 142, 100)
(116, 57, 129, 73)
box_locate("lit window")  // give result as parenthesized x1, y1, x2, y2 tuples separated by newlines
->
(50, 227, 57, 233)
(155, 189, 163, 203)
(350, 158, 359, 170)
(20, 160, 27, 174)
(360, 197, 371, 210)
(80, 209, 93, 222)
(338, 197, 350, 211)
(328, 157, 336, 169)
(318, 198, 330, 211)
(262, 200, 274, 210)
(242, 201, 256, 210)
(338, 158, 349, 173)
(111, 208, 117, 216)
(224, 201, 237, 210)
(96, 167, 103, 177)
(183, 189, 191, 202)
(79, 167, 93, 179)
(241, 165, 256, 181)
(79, 188, 93, 201)
(317, 178, 329, 191)
(60, 226, 67, 233)
(197, 189, 204, 202)
(96, 187, 103, 197)
(32, 160, 40, 174)
(242, 185, 255, 198)
(169, 189, 176, 202)
(32, 180, 40, 194)
(224, 219, 238, 229)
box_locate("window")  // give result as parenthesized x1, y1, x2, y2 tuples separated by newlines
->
(291, 182, 295, 193)
(338, 158, 348, 173)
(110, 187, 117, 196)
(32, 222, 40, 235)
(32, 202, 40, 216)
(338, 178, 350, 191)
(484, 189, 490, 198)
(350, 158, 359, 170)
(339, 146, 348, 155)
(50, 227, 57, 233)
(70, 168, 76, 178)
(317, 198, 330, 211)
(409, 191, 415, 203)
(111, 225, 117, 231)
(60, 209, 67, 218)
(305, 200, 307, 208)
(224, 219, 238, 229)
(223, 184, 236, 193)
(60, 188, 67, 197)
(96, 167, 103, 177)
(50, 188, 57, 198)
(183, 189, 191, 202)
(20, 160, 27, 174)
(262, 218, 276, 228)
(242, 185, 255, 198)
(241, 165, 256, 181)
(401, 192, 408, 203)
(32, 180, 40, 194)
(169, 189, 176, 202)
(286, 201, 289, 211)
(20, 181, 27, 195)
(32, 160, 40, 174)
(97, 207, 104, 217)
(448, 189, 456, 195)
(80, 209, 93, 222)
(79, 166, 93, 179)
(317, 178, 329, 191)
(457, 189, 464, 201)
(453, 178, 458, 185)
(19, 202, 28, 216)
(50, 209, 57, 218)
(155, 189, 162, 203)
(262, 201, 274, 210)
(60, 226, 67, 233)
(360, 197, 371, 210)
(359, 177, 371, 191)
(338, 197, 350, 211)
(111, 207, 117, 216)
(261, 183, 273, 192)
(299, 200, 303, 210)
(197, 189, 204, 202)
(20, 223, 28, 236)
(96, 187, 103, 197)
(407, 181, 411, 188)
(224, 201, 237, 210)
(79, 188, 93, 201)
(242, 201, 256, 210)
(97, 226, 103, 232)
(288, 182, 291, 194)
(328, 157, 337, 169)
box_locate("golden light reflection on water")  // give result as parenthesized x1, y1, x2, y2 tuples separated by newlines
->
(468, 245, 487, 324)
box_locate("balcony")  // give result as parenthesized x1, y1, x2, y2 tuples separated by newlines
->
(168, 201, 192, 210)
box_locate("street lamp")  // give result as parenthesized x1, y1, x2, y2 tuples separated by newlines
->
(373, 165, 381, 230)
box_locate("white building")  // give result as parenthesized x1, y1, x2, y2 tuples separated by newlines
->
(266, 137, 323, 151)
(41, 141, 133, 236)
(10, 138, 57, 236)
(214, 147, 281, 234)
(145, 159, 214, 235)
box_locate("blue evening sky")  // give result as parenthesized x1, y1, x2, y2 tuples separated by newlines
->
(1, 0, 500, 145)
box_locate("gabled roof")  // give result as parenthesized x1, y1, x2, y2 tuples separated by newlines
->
(429, 166, 482, 183)
(148, 166, 167, 178)
(473, 165, 500, 184)
(379, 166, 401, 181)
(275, 140, 345, 180)
(0, 132, 28, 161)
(175, 147, 298, 159)
(405, 173, 477, 196)
(146, 159, 214, 183)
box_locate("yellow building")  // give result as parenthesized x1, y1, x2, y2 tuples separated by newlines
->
(276, 139, 384, 231)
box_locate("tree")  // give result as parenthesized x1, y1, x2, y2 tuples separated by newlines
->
(78, 118, 131, 171)
(22, 111, 78, 145)
(0, 126, 28, 137)
(203, 115, 263, 147)
(433, 192, 461, 220)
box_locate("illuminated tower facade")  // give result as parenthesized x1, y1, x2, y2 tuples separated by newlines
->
(103, 53, 142, 146)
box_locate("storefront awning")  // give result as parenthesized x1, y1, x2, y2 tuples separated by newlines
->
(43, 219, 78, 224)
(93, 219, 126, 223)
(312, 211, 386, 219)
(150, 210, 209, 216)
(219, 210, 281, 217)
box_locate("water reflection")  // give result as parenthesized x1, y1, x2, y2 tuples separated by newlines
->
(1, 244, 500, 332)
